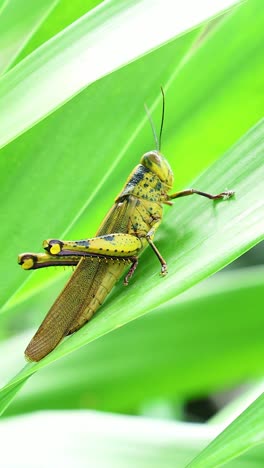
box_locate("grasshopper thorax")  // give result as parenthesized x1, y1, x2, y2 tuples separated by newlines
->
(140, 150, 174, 191)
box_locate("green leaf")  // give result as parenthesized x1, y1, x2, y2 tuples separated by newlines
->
(0, 28, 198, 311)
(0, 0, 6, 11)
(0, 0, 59, 75)
(3, 266, 264, 415)
(210, 381, 264, 427)
(0, 0, 241, 149)
(1, 0, 264, 313)
(0, 380, 29, 416)
(1, 117, 264, 415)
(10, 0, 104, 68)
(188, 393, 264, 467)
(1, 1, 264, 466)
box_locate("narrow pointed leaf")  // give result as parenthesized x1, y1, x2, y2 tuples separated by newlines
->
(188, 393, 264, 467)
(0, 0, 59, 75)
(0, 0, 240, 149)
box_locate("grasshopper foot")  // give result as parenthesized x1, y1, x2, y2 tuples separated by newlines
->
(160, 263, 168, 277)
(226, 190, 235, 199)
(215, 190, 235, 200)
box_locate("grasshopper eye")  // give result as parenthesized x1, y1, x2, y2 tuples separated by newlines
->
(141, 150, 174, 189)
(141, 151, 161, 167)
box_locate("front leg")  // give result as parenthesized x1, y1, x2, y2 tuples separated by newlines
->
(169, 188, 235, 201)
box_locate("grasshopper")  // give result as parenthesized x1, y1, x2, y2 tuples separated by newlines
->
(18, 89, 234, 361)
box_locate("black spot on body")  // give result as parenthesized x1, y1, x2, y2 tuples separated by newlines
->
(77, 240, 90, 247)
(155, 181, 162, 190)
(144, 183, 148, 188)
(104, 235, 115, 242)
(126, 165, 150, 189)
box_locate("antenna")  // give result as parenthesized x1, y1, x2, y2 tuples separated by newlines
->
(144, 87, 165, 151)
(159, 86, 165, 151)
(144, 103, 159, 151)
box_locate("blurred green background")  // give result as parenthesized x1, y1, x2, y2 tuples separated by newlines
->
(0, 0, 264, 467)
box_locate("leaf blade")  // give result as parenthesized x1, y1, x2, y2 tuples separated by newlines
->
(1, 117, 263, 414)
(0, 0, 59, 75)
(0, 0, 240, 149)
(187, 393, 264, 467)
(2, 266, 264, 415)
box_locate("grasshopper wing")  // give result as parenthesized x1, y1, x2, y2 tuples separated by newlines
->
(25, 197, 137, 361)
(25, 257, 99, 361)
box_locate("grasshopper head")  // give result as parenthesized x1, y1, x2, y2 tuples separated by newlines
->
(141, 150, 174, 190)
